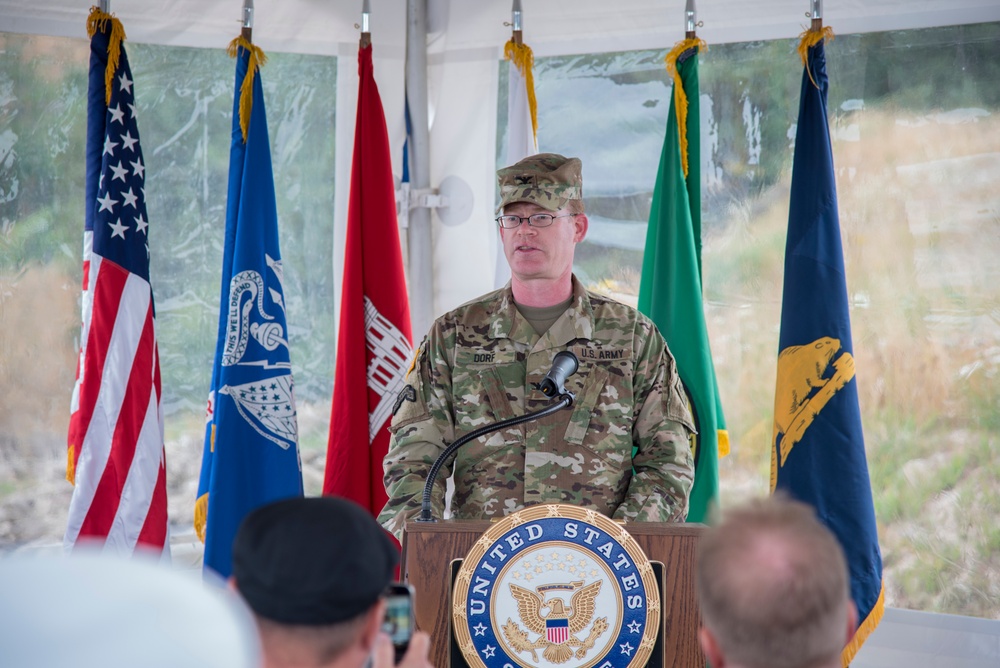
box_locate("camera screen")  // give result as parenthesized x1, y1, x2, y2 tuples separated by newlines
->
(382, 594, 412, 646)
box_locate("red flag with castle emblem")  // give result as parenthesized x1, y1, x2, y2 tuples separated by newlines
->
(323, 43, 412, 515)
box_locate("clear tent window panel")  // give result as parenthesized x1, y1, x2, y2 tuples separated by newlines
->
(0, 32, 337, 546)
(496, 22, 1000, 618)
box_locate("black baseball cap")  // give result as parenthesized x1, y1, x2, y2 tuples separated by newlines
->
(232, 496, 399, 625)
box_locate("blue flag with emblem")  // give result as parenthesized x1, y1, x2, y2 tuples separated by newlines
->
(195, 37, 302, 578)
(772, 30, 883, 666)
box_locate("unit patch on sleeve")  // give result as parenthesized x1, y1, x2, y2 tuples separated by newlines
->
(392, 385, 417, 416)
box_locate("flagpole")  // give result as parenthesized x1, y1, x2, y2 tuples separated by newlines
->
(685, 0, 699, 39)
(99, 0, 109, 12)
(511, 0, 523, 45)
(810, 0, 823, 30)
(360, 0, 371, 48)
(241, 0, 253, 42)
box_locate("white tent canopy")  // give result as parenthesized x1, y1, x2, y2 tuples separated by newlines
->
(5, 0, 1000, 55)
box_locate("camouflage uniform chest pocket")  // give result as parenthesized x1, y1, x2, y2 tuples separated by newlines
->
(563, 363, 632, 447)
(452, 360, 519, 434)
(450, 365, 524, 475)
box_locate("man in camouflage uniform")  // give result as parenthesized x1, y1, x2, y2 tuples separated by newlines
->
(378, 153, 695, 539)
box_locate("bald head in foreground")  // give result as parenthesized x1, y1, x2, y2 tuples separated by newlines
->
(696, 496, 857, 668)
(231, 496, 432, 668)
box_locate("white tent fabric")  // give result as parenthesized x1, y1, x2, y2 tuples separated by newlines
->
(4, 1, 1000, 55)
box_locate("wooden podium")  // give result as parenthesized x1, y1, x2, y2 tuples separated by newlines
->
(401, 519, 706, 667)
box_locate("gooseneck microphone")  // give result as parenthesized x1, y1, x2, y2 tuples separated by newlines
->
(537, 350, 580, 398)
(415, 351, 580, 522)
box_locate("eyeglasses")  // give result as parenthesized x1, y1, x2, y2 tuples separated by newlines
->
(495, 213, 577, 229)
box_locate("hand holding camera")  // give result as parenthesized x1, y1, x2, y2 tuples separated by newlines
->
(373, 582, 432, 668)
(372, 630, 432, 668)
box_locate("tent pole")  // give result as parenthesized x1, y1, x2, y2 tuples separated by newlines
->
(405, 0, 434, 337)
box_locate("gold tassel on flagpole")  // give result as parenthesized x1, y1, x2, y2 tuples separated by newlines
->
(227, 36, 268, 144)
(86, 5, 127, 106)
(797, 25, 835, 89)
(664, 37, 706, 179)
(504, 40, 538, 147)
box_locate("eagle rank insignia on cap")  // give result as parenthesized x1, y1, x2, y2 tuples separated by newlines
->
(451, 504, 660, 668)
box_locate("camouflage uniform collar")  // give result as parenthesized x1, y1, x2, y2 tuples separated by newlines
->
(488, 276, 595, 345)
(488, 284, 531, 341)
(542, 276, 595, 347)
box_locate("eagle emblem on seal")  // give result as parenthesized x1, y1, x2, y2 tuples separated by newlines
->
(502, 580, 609, 664)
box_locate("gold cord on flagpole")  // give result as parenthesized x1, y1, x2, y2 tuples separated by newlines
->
(664, 37, 706, 179)
(504, 40, 538, 145)
(227, 36, 268, 144)
(87, 6, 126, 106)
(797, 25, 835, 89)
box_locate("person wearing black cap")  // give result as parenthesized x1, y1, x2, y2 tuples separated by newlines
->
(231, 496, 432, 668)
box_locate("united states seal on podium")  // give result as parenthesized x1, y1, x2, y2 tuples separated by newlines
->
(452, 504, 660, 668)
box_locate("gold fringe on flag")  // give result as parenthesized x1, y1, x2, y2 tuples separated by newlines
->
(193, 423, 215, 542)
(664, 37, 706, 179)
(66, 444, 76, 485)
(797, 25, 836, 89)
(86, 5, 127, 106)
(504, 40, 538, 148)
(717, 429, 731, 457)
(194, 493, 208, 543)
(841, 582, 885, 667)
(227, 36, 269, 144)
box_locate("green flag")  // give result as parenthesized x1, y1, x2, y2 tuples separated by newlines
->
(638, 40, 728, 524)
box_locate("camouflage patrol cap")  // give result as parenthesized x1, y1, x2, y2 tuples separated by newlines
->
(496, 153, 583, 213)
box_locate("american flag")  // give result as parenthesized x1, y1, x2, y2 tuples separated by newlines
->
(65, 9, 168, 557)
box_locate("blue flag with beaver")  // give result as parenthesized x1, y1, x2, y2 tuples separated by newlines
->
(771, 30, 884, 667)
